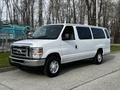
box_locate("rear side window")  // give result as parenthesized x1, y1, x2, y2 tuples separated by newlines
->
(76, 27, 92, 39)
(91, 28, 105, 39)
(104, 29, 110, 38)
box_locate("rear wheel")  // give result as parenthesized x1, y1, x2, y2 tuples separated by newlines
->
(94, 52, 103, 64)
(44, 56, 60, 77)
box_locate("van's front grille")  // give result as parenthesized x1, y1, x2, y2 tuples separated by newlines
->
(11, 46, 30, 58)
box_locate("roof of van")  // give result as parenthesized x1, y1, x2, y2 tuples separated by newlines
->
(46, 23, 106, 29)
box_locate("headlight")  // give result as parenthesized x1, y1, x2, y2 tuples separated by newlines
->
(32, 48, 43, 58)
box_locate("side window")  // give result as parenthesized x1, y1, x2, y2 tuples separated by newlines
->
(62, 26, 75, 40)
(91, 28, 105, 39)
(76, 27, 92, 39)
(104, 29, 110, 38)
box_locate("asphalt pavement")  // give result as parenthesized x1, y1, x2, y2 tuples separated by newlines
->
(0, 52, 120, 90)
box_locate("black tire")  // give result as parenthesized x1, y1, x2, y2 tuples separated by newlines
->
(94, 52, 103, 64)
(44, 55, 60, 77)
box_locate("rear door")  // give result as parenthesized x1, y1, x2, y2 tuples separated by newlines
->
(103, 29, 110, 54)
(75, 26, 95, 59)
(91, 27, 106, 55)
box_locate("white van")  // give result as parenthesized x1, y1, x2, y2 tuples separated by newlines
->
(9, 24, 110, 77)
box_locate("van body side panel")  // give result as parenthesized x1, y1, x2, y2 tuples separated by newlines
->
(41, 40, 62, 59)
(103, 29, 111, 54)
(74, 26, 95, 60)
(91, 28, 110, 56)
(103, 39, 110, 54)
(60, 26, 79, 63)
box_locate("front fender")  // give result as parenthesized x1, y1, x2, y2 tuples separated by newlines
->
(42, 48, 61, 59)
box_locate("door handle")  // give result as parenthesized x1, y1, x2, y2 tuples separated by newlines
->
(75, 45, 78, 49)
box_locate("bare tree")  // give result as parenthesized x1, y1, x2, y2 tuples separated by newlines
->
(0, 0, 4, 25)
(72, 0, 76, 23)
(38, 0, 43, 26)
(30, 0, 35, 27)
(4, 0, 13, 23)
(113, 0, 120, 43)
(85, 0, 96, 25)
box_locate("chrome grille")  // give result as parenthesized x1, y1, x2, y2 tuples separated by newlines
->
(11, 46, 29, 57)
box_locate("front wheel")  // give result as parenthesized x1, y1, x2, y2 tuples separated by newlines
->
(94, 52, 103, 64)
(44, 56, 60, 77)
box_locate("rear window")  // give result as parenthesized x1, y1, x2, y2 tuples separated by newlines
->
(91, 28, 105, 39)
(104, 29, 110, 38)
(76, 27, 92, 39)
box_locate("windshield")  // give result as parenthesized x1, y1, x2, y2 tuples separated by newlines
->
(32, 25, 63, 39)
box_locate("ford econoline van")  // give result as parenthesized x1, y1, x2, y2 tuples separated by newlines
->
(9, 24, 110, 77)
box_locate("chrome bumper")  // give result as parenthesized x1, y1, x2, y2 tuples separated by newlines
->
(9, 56, 45, 67)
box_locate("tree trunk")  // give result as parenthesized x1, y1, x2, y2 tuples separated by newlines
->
(73, 0, 76, 23)
(38, 0, 43, 26)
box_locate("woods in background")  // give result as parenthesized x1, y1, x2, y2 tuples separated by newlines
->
(0, 0, 120, 43)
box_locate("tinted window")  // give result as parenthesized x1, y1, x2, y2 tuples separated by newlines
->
(76, 27, 92, 39)
(91, 28, 105, 39)
(105, 29, 110, 38)
(62, 26, 75, 40)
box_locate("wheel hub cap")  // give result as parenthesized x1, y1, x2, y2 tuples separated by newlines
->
(98, 54, 102, 62)
(50, 61, 59, 74)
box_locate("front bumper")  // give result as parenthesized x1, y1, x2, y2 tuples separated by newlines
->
(9, 56, 45, 67)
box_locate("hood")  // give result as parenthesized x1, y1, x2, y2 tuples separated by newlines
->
(12, 39, 55, 47)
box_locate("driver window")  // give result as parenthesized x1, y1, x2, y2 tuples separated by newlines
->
(62, 26, 75, 40)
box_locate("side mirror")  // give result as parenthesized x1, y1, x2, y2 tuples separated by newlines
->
(62, 33, 70, 40)
(27, 31, 33, 39)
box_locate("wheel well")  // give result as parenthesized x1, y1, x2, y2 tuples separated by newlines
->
(46, 53, 61, 62)
(97, 48, 103, 54)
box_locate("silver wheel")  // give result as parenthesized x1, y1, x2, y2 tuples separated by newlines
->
(97, 54, 102, 63)
(49, 60, 59, 74)
(94, 51, 103, 64)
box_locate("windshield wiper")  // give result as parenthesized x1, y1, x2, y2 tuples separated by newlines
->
(32, 36, 48, 39)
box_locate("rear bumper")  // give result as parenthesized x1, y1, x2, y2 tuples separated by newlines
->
(9, 56, 45, 67)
